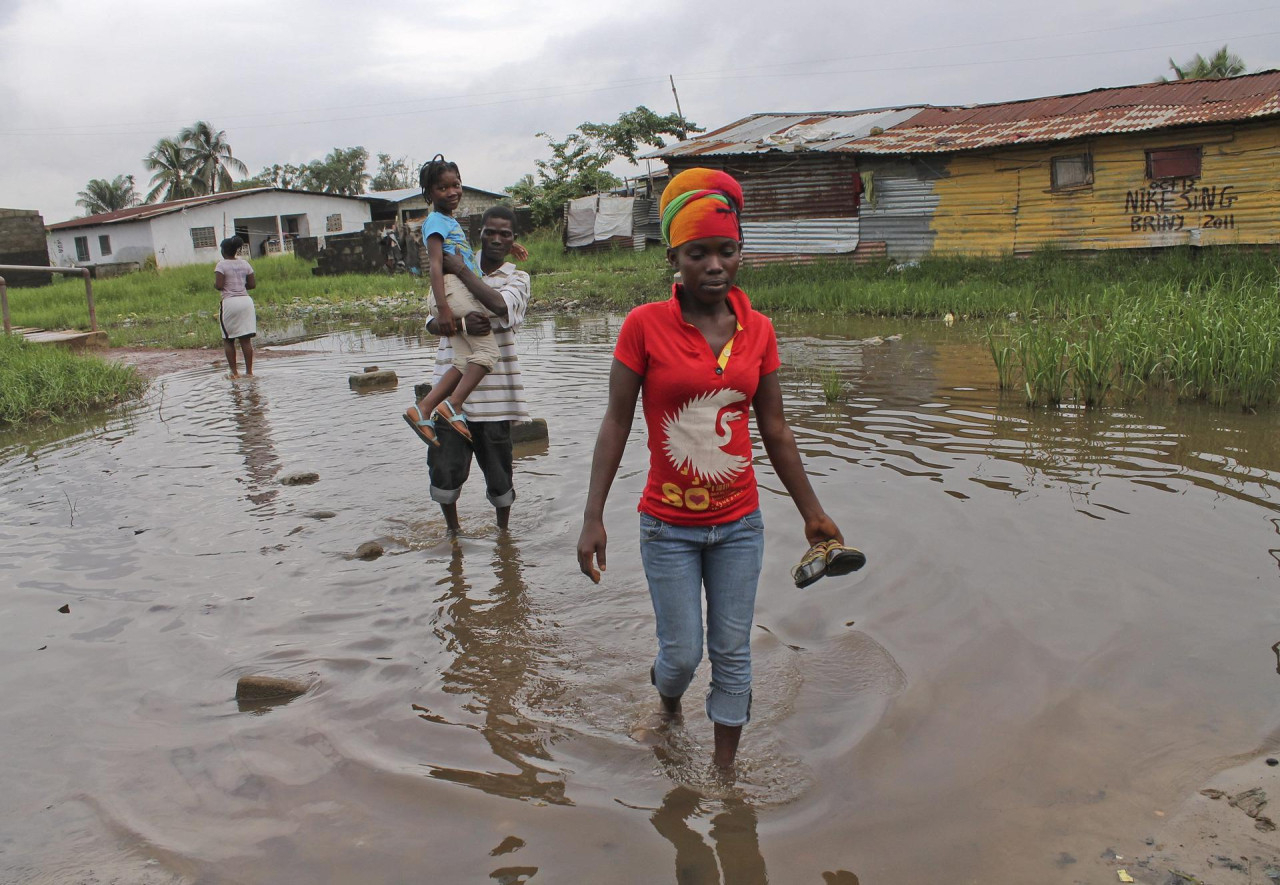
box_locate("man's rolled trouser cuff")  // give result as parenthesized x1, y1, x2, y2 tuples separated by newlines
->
(429, 483, 462, 504)
(706, 683, 752, 727)
(487, 487, 515, 509)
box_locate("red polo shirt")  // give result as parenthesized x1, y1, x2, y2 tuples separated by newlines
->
(614, 284, 780, 526)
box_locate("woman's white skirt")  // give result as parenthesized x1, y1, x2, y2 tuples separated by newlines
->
(219, 295, 257, 340)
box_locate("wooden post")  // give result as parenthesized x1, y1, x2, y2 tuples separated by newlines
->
(83, 269, 97, 332)
(1, 275, 9, 335)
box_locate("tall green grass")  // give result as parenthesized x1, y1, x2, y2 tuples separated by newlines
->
(985, 265, 1280, 410)
(0, 335, 146, 427)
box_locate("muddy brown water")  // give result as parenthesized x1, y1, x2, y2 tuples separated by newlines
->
(2, 314, 1279, 884)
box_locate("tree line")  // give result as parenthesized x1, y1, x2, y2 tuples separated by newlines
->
(75, 120, 417, 216)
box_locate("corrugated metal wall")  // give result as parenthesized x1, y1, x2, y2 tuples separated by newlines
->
(668, 154, 862, 263)
(858, 159, 942, 261)
(667, 155, 861, 221)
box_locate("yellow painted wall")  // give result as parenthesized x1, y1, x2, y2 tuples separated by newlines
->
(927, 120, 1280, 254)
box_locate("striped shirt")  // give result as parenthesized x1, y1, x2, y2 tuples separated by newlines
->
(431, 262, 531, 423)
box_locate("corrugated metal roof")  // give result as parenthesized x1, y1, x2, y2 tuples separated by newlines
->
(644, 108, 928, 158)
(47, 189, 274, 230)
(645, 71, 1280, 159)
(46, 187, 373, 231)
(857, 70, 1280, 153)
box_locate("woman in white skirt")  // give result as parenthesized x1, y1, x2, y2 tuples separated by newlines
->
(214, 236, 257, 378)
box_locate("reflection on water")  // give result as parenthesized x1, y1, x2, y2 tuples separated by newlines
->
(1, 315, 1279, 884)
(229, 380, 280, 509)
(415, 533, 568, 807)
(650, 786, 766, 885)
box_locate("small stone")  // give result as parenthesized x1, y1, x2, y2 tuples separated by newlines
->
(57, 604, 70, 614)
(1267, 758, 1278, 766)
(235, 675, 309, 700)
(1201, 789, 1226, 800)
(280, 471, 320, 486)
(363, 365, 379, 373)
(304, 511, 337, 519)
(355, 541, 384, 561)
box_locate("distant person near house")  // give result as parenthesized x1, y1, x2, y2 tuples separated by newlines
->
(421, 204, 531, 532)
(214, 236, 256, 378)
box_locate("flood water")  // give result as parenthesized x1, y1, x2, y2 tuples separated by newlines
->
(3, 314, 1279, 884)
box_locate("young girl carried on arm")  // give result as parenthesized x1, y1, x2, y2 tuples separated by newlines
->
(404, 155, 524, 446)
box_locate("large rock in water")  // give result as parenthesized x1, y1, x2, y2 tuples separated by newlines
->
(349, 367, 398, 390)
(235, 675, 310, 700)
(512, 418, 548, 444)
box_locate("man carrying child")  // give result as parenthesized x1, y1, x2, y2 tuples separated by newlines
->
(422, 205, 530, 532)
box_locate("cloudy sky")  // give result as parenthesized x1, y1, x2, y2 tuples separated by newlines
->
(3, 0, 1278, 223)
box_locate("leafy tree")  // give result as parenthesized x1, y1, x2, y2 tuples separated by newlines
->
(142, 137, 195, 203)
(508, 106, 700, 228)
(370, 153, 416, 191)
(578, 105, 701, 163)
(234, 163, 304, 190)
(180, 120, 248, 194)
(76, 175, 142, 215)
(296, 146, 370, 195)
(1160, 45, 1248, 81)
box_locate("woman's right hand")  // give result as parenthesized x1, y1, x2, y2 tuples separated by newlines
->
(577, 519, 607, 584)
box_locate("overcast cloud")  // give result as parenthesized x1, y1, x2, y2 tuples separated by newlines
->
(3, 0, 1278, 223)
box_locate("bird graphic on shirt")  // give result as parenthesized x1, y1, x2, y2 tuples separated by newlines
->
(662, 388, 749, 484)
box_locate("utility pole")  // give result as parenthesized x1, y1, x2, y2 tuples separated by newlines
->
(670, 75, 686, 140)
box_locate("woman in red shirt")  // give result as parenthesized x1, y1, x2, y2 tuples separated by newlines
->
(577, 168, 857, 770)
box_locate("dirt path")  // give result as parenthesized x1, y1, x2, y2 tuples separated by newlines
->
(105, 347, 311, 381)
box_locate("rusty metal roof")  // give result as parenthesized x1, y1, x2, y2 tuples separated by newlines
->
(646, 71, 1280, 160)
(643, 107, 928, 158)
(856, 70, 1280, 154)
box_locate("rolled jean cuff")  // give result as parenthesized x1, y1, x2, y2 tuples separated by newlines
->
(706, 682, 752, 727)
(429, 483, 462, 505)
(487, 487, 515, 509)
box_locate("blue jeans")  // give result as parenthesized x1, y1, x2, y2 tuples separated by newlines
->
(639, 509, 765, 727)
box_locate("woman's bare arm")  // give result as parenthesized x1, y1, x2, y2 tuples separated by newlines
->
(577, 359, 643, 582)
(753, 370, 843, 546)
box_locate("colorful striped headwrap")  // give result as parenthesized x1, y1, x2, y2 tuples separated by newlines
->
(659, 168, 744, 248)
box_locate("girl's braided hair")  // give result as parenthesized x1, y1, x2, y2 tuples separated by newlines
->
(419, 153, 460, 194)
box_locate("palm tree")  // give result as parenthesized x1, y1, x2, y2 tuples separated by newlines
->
(142, 136, 195, 203)
(1160, 45, 1248, 82)
(180, 121, 248, 194)
(76, 175, 142, 216)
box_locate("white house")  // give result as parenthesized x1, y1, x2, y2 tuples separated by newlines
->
(46, 188, 373, 270)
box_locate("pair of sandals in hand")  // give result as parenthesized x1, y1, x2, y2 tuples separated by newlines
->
(404, 402, 471, 447)
(792, 539, 866, 588)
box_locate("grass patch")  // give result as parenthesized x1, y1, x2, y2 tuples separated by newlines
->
(0, 335, 146, 428)
(10, 233, 1280, 409)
